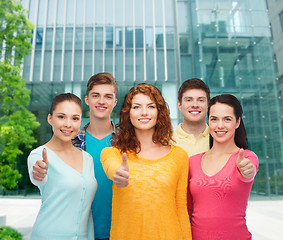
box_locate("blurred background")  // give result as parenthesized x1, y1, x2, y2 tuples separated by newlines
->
(2, 0, 283, 197)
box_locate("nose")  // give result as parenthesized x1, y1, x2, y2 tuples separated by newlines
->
(191, 100, 199, 108)
(141, 107, 148, 116)
(64, 118, 71, 127)
(217, 119, 224, 128)
(98, 96, 105, 104)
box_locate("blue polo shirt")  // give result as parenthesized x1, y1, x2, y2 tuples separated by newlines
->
(86, 131, 113, 239)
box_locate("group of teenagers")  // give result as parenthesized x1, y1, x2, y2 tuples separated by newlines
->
(28, 72, 258, 240)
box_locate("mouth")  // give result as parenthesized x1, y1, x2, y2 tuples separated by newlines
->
(138, 118, 151, 123)
(61, 130, 73, 136)
(96, 106, 107, 111)
(215, 131, 227, 136)
(189, 110, 201, 115)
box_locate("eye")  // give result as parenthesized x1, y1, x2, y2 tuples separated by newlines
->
(58, 115, 64, 119)
(92, 94, 99, 98)
(133, 105, 140, 109)
(73, 117, 80, 121)
(210, 117, 216, 121)
(106, 95, 113, 99)
(148, 105, 156, 109)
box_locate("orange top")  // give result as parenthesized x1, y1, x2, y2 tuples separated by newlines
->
(101, 145, 192, 240)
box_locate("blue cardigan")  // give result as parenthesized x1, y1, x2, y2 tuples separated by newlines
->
(27, 145, 97, 240)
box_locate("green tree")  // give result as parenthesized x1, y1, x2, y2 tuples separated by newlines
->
(0, 0, 39, 190)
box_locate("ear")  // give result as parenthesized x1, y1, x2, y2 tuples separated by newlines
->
(114, 97, 117, 107)
(236, 117, 241, 129)
(177, 101, 182, 112)
(85, 95, 89, 106)
(47, 114, 52, 125)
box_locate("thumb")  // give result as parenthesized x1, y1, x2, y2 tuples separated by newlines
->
(42, 148, 49, 169)
(236, 148, 244, 167)
(121, 153, 129, 171)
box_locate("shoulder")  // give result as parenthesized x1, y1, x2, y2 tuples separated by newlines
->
(202, 124, 210, 136)
(81, 149, 92, 160)
(171, 145, 189, 163)
(101, 146, 121, 157)
(172, 123, 186, 138)
(243, 149, 259, 166)
(28, 145, 45, 157)
(243, 149, 258, 158)
(100, 147, 123, 165)
(189, 153, 205, 165)
(81, 150, 95, 169)
(172, 145, 187, 154)
(190, 153, 205, 160)
(233, 149, 258, 161)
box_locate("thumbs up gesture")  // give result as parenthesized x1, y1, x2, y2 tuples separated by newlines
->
(33, 148, 49, 181)
(113, 153, 129, 188)
(236, 149, 255, 179)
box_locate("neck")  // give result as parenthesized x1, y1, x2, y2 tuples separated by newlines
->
(182, 119, 206, 138)
(87, 115, 113, 139)
(135, 129, 158, 150)
(45, 137, 75, 152)
(210, 140, 239, 155)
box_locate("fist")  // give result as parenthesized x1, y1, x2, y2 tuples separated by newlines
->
(236, 148, 255, 179)
(33, 148, 49, 181)
(113, 153, 129, 188)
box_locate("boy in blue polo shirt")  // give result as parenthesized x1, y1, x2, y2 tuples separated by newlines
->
(72, 72, 117, 240)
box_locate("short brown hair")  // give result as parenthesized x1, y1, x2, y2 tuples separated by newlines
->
(112, 83, 173, 153)
(178, 78, 210, 103)
(86, 72, 117, 96)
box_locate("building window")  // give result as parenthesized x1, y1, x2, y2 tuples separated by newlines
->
(279, 11, 283, 31)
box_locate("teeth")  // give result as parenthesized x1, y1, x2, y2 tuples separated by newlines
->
(139, 119, 150, 122)
(62, 130, 71, 133)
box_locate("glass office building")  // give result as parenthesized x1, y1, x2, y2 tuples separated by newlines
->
(16, 0, 283, 196)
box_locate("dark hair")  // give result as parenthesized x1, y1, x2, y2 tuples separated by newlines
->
(86, 72, 117, 96)
(112, 83, 173, 153)
(50, 93, 82, 115)
(178, 78, 210, 103)
(208, 94, 248, 149)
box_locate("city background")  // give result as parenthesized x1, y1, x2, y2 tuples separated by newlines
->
(1, 0, 283, 197)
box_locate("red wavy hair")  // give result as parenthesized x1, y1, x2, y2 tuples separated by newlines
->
(113, 83, 173, 153)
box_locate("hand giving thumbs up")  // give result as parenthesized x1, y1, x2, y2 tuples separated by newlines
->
(113, 153, 129, 187)
(33, 148, 49, 181)
(236, 148, 255, 179)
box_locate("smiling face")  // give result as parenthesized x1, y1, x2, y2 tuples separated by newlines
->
(85, 84, 117, 120)
(208, 102, 240, 146)
(178, 88, 208, 125)
(48, 100, 82, 142)
(129, 93, 158, 134)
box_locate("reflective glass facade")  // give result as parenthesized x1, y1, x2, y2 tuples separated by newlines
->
(14, 0, 283, 196)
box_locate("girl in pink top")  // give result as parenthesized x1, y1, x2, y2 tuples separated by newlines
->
(187, 94, 258, 240)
